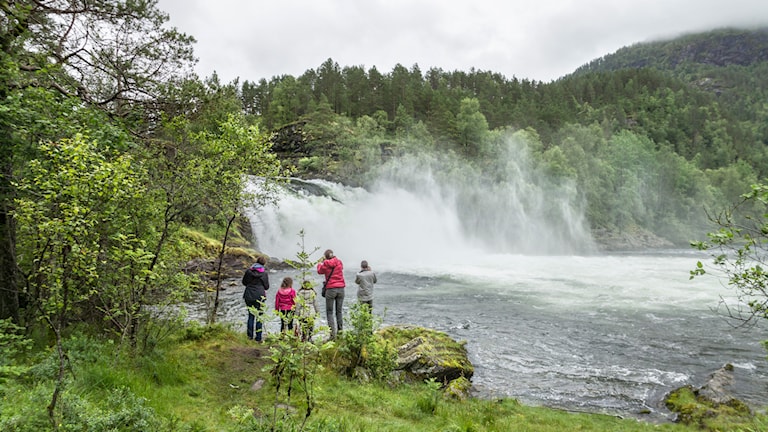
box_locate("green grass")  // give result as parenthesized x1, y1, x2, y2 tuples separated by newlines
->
(278, 375, 693, 432)
(2, 326, 766, 431)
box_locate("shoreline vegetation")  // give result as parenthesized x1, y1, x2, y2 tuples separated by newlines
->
(3, 322, 760, 431)
(2, 229, 765, 431)
(172, 231, 762, 431)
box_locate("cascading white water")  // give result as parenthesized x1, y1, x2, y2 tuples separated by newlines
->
(239, 144, 768, 421)
(247, 142, 595, 267)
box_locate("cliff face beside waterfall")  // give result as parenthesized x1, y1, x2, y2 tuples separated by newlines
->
(592, 225, 675, 251)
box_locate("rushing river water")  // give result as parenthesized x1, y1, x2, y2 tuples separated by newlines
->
(225, 166, 768, 422)
(204, 252, 768, 422)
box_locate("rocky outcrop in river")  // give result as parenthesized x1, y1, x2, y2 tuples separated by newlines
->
(592, 225, 675, 251)
(665, 363, 753, 427)
(378, 324, 474, 398)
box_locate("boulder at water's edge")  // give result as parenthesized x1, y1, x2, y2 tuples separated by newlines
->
(378, 324, 474, 386)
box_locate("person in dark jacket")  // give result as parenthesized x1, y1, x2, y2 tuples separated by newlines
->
(242, 256, 269, 341)
(317, 249, 345, 339)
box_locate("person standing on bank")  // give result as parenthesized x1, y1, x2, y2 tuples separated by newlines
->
(355, 260, 377, 310)
(295, 280, 320, 341)
(242, 256, 269, 342)
(317, 249, 345, 339)
(275, 277, 297, 333)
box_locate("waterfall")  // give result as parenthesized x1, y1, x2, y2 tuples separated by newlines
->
(245, 144, 595, 269)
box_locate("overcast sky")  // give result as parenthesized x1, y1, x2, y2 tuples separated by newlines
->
(156, 0, 768, 84)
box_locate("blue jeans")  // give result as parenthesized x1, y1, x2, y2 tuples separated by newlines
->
(325, 288, 345, 337)
(246, 298, 265, 341)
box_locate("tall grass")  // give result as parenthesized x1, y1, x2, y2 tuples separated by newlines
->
(3, 324, 763, 431)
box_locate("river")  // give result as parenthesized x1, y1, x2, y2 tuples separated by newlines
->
(225, 171, 768, 422)
(205, 251, 768, 423)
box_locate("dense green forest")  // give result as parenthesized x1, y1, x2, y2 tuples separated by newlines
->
(2, 0, 768, 429)
(233, 26, 768, 247)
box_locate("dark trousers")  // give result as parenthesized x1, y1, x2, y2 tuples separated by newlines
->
(246, 298, 265, 341)
(279, 309, 294, 332)
(298, 317, 315, 341)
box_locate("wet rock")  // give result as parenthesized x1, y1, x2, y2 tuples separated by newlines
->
(698, 363, 737, 405)
(183, 253, 255, 281)
(445, 376, 472, 400)
(183, 251, 294, 286)
(665, 363, 753, 427)
(592, 224, 675, 251)
(378, 324, 474, 385)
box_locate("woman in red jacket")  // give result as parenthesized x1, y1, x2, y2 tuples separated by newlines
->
(317, 249, 345, 339)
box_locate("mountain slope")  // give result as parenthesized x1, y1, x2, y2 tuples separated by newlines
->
(575, 27, 768, 73)
(571, 27, 768, 121)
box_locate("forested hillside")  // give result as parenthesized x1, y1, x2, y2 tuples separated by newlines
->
(574, 27, 768, 158)
(239, 27, 768, 247)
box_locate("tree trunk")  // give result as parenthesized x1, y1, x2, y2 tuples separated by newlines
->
(0, 145, 20, 322)
(210, 213, 237, 324)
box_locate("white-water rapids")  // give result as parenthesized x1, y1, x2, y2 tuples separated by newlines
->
(234, 155, 768, 422)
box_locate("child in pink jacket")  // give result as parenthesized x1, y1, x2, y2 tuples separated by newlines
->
(275, 276, 297, 333)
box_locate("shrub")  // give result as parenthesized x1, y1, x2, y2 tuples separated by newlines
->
(63, 386, 164, 431)
(0, 319, 32, 381)
(335, 303, 396, 380)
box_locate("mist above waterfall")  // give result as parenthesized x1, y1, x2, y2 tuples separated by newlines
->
(246, 137, 595, 268)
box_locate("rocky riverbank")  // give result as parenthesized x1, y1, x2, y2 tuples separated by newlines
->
(592, 225, 676, 251)
(186, 223, 679, 283)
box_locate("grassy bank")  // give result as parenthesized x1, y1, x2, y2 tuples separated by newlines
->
(3, 323, 766, 431)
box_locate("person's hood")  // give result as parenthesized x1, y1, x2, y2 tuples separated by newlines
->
(250, 263, 265, 273)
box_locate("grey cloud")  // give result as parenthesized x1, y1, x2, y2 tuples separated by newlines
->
(158, 0, 768, 83)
